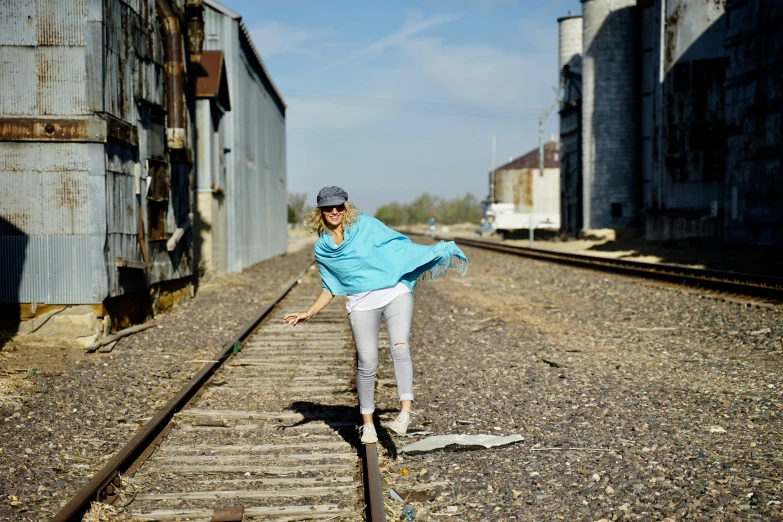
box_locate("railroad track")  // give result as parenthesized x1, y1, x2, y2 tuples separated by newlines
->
(409, 233, 783, 304)
(52, 261, 386, 522)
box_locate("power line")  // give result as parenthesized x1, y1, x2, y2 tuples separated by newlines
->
(282, 88, 548, 120)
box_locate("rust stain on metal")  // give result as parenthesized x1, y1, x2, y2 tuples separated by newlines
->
(665, 5, 684, 70)
(0, 118, 99, 141)
(518, 170, 533, 209)
(55, 179, 82, 209)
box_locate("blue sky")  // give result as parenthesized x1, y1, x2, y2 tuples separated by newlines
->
(217, 0, 582, 214)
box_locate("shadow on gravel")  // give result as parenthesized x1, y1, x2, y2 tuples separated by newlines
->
(282, 401, 402, 457)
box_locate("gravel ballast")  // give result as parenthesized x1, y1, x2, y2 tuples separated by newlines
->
(374, 243, 782, 521)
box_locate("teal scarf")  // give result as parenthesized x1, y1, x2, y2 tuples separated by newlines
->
(314, 214, 468, 295)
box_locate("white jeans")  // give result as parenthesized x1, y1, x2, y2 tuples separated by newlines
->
(348, 293, 414, 415)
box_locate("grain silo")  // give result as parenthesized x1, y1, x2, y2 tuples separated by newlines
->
(581, 0, 640, 230)
(723, 0, 782, 246)
(642, 0, 727, 242)
(558, 13, 583, 237)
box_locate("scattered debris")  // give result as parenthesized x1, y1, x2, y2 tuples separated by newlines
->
(541, 357, 565, 368)
(400, 434, 524, 454)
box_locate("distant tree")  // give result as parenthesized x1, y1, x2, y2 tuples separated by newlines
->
(287, 205, 297, 224)
(287, 192, 310, 224)
(409, 193, 439, 224)
(374, 192, 482, 225)
(375, 205, 402, 226)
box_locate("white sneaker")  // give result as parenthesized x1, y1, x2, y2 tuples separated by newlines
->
(359, 423, 378, 444)
(385, 411, 410, 435)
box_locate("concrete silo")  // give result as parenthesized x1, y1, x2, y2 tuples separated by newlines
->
(558, 14, 584, 237)
(581, 0, 640, 230)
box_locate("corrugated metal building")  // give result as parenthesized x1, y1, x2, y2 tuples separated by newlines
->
(0, 0, 287, 331)
(486, 141, 561, 234)
(0, 0, 191, 312)
(195, 0, 287, 274)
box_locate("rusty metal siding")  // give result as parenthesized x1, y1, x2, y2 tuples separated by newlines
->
(37, 0, 86, 46)
(38, 46, 89, 115)
(0, 47, 37, 114)
(0, 142, 106, 303)
(104, 0, 137, 125)
(0, 0, 37, 46)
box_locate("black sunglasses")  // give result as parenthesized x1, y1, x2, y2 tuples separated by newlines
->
(322, 204, 346, 213)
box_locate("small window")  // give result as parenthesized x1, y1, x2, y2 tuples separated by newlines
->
(147, 160, 169, 240)
(611, 202, 623, 218)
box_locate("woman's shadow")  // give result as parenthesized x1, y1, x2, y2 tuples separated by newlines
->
(282, 400, 400, 458)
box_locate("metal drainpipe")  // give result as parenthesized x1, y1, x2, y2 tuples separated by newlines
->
(156, 0, 185, 149)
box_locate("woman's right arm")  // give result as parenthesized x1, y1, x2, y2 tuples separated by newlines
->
(283, 290, 334, 327)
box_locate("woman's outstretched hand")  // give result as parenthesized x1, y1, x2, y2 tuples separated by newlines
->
(283, 311, 310, 327)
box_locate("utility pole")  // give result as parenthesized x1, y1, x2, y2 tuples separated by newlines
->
(532, 88, 563, 248)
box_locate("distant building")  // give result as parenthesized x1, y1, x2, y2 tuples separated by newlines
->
(0, 0, 286, 340)
(486, 141, 560, 236)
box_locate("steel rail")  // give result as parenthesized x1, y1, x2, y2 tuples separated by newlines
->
(51, 260, 316, 522)
(364, 443, 386, 522)
(409, 232, 783, 301)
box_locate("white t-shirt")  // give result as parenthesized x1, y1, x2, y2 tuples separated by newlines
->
(346, 282, 411, 313)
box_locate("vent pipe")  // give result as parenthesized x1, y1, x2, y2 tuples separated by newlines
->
(156, 0, 185, 149)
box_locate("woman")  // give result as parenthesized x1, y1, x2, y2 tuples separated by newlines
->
(283, 186, 468, 444)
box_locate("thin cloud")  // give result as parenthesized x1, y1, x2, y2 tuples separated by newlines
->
(321, 12, 460, 71)
(248, 21, 328, 58)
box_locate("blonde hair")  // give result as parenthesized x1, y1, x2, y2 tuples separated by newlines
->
(303, 201, 360, 236)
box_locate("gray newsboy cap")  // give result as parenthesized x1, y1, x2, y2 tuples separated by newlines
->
(316, 186, 348, 208)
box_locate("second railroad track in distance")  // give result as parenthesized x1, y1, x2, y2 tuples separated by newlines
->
(408, 233, 783, 304)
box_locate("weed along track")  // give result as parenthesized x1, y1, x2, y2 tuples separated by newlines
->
(52, 262, 386, 522)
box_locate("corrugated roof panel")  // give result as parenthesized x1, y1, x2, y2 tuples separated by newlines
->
(0, 46, 38, 115)
(37, 46, 88, 115)
(0, 0, 38, 46)
(496, 141, 560, 171)
(37, 0, 86, 46)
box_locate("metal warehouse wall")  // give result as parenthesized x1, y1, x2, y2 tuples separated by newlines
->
(203, 0, 287, 274)
(581, 0, 640, 230)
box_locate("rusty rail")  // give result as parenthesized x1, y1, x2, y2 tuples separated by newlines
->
(50, 261, 315, 522)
